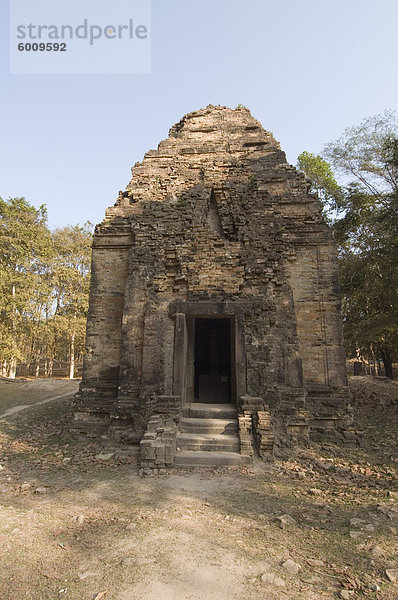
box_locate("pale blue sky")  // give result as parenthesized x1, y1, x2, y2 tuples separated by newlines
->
(1, 0, 397, 229)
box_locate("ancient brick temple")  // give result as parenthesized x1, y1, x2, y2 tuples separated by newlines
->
(75, 105, 356, 468)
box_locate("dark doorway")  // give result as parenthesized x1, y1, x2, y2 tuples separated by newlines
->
(194, 318, 231, 403)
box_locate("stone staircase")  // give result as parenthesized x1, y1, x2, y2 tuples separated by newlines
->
(174, 403, 251, 467)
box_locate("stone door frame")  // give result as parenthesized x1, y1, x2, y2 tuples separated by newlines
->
(170, 301, 247, 407)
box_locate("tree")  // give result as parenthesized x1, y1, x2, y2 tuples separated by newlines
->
(337, 187, 398, 378)
(297, 151, 343, 215)
(0, 197, 52, 377)
(298, 111, 398, 378)
(323, 110, 398, 199)
(0, 198, 93, 378)
(50, 224, 92, 378)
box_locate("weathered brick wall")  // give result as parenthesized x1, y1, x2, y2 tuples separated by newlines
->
(76, 105, 349, 446)
(74, 223, 133, 430)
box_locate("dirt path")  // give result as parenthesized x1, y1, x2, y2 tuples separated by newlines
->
(0, 391, 77, 419)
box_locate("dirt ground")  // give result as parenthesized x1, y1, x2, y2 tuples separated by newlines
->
(0, 377, 397, 600)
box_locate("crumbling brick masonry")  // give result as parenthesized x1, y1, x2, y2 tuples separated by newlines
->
(74, 105, 357, 464)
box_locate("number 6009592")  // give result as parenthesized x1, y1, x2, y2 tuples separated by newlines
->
(18, 42, 67, 51)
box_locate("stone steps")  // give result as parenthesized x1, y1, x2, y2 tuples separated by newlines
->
(175, 402, 251, 467)
(177, 432, 240, 452)
(174, 450, 251, 468)
(183, 403, 237, 419)
(179, 417, 237, 435)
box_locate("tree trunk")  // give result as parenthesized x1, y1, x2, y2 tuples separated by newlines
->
(9, 357, 16, 379)
(69, 332, 76, 379)
(380, 349, 393, 379)
(35, 357, 40, 378)
(9, 285, 17, 379)
(48, 356, 53, 378)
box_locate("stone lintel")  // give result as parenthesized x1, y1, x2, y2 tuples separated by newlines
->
(169, 298, 266, 317)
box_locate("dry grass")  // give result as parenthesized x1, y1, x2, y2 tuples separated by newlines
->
(0, 377, 397, 600)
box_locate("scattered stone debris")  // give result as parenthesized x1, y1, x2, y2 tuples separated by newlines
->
(0, 375, 396, 600)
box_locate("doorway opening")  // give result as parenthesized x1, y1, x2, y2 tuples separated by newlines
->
(194, 317, 232, 403)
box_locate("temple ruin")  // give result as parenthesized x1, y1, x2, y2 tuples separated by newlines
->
(74, 105, 356, 469)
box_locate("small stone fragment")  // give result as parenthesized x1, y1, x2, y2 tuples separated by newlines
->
(276, 514, 298, 529)
(370, 546, 384, 558)
(261, 572, 285, 587)
(282, 559, 301, 575)
(92, 592, 107, 600)
(35, 487, 48, 494)
(387, 490, 398, 500)
(350, 518, 366, 527)
(95, 452, 114, 461)
(125, 522, 137, 530)
(368, 559, 375, 568)
(368, 582, 381, 591)
(307, 558, 324, 567)
(340, 591, 354, 599)
(349, 531, 363, 539)
(316, 459, 334, 471)
(385, 568, 398, 582)
(336, 466, 351, 475)
(309, 488, 323, 495)
(78, 570, 99, 580)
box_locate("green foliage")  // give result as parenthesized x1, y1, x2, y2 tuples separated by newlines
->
(300, 110, 398, 377)
(338, 188, 398, 376)
(0, 198, 52, 366)
(297, 151, 343, 215)
(0, 197, 92, 377)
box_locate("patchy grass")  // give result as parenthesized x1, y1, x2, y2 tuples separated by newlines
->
(0, 378, 78, 414)
(0, 377, 397, 599)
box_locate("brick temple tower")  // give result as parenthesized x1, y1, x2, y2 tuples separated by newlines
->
(74, 105, 356, 469)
